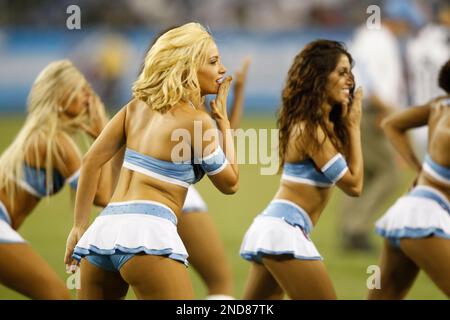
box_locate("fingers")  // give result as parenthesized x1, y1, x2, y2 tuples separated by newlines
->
(64, 229, 78, 266)
(65, 260, 79, 274)
(64, 243, 80, 273)
(223, 75, 233, 86)
(240, 56, 251, 75)
(235, 57, 251, 90)
(209, 100, 220, 114)
(218, 76, 233, 95)
(210, 99, 217, 112)
(210, 100, 222, 118)
(88, 96, 99, 117)
(79, 123, 89, 132)
(236, 56, 251, 77)
(341, 103, 349, 117)
(354, 86, 363, 101)
(64, 247, 73, 266)
(79, 123, 97, 137)
(216, 76, 232, 105)
(212, 76, 232, 121)
(70, 260, 79, 273)
(88, 94, 107, 122)
(87, 94, 95, 109)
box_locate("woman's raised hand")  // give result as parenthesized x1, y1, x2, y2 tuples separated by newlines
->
(346, 86, 363, 127)
(80, 91, 109, 138)
(234, 57, 251, 93)
(210, 76, 233, 122)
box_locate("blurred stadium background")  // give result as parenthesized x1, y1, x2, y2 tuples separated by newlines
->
(0, 0, 448, 299)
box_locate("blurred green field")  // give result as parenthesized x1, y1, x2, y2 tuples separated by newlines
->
(0, 115, 445, 300)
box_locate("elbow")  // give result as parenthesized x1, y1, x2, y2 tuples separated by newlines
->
(93, 186, 111, 207)
(93, 183, 113, 208)
(220, 177, 239, 195)
(346, 183, 363, 197)
(380, 117, 391, 133)
(218, 170, 239, 194)
(341, 176, 363, 197)
(223, 181, 239, 195)
(93, 194, 109, 208)
(229, 181, 239, 194)
(347, 188, 362, 197)
(380, 115, 402, 137)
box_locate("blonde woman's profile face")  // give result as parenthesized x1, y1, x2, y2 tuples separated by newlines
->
(197, 42, 227, 96)
(61, 84, 91, 117)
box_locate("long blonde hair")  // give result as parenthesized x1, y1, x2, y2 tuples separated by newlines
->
(0, 60, 91, 203)
(132, 22, 214, 112)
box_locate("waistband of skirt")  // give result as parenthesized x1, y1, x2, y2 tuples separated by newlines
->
(100, 200, 178, 225)
(408, 185, 450, 214)
(261, 199, 313, 233)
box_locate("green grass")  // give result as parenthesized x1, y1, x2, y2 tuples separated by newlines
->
(0, 115, 445, 299)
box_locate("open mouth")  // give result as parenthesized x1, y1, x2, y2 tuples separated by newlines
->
(216, 77, 224, 84)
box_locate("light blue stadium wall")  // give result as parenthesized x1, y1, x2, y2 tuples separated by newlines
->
(0, 28, 352, 114)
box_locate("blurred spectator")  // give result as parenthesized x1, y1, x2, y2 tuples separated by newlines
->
(406, 2, 450, 160)
(339, 0, 424, 252)
(94, 34, 131, 108)
(4, 0, 438, 31)
(70, 31, 132, 109)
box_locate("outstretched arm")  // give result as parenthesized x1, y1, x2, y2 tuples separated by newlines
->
(79, 93, 126, 206)
(64, 106, 127, 266)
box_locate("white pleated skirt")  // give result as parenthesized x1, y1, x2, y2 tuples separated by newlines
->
(73, 200, 189, 266)
(376, 185, 450, 247)
(0, 201, 25, 244)
(240, 199, 322, 263)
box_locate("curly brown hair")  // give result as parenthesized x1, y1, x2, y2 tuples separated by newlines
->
(277, 39, 354, 169)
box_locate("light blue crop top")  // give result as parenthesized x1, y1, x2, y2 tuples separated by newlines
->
(122, 147, 227, 188)
(422, 154, 450, 186)
(18, 164, 79, 198)
(0, 200, 11, 225)
(282, 153, 348, 187)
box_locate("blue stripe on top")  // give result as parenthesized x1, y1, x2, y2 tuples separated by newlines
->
(321, 154, 348, 183)
(100, 200, 178, 225)
(282, 153, 348, 187)
(21, 164, 79, 198)
(22, 164, 65, 198)
(261, 199, 313, 234)
(66, 170, 80, 190)
(423, 154, 450, 185)
(0, 201, 11, 225)
(409, 185, 450, 214)
(197, 146, 228, 175)
(283, 160, 333, 187)
(123, 148, 203, 188)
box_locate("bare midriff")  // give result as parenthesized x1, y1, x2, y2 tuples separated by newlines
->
(274, 180, 333, 226)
